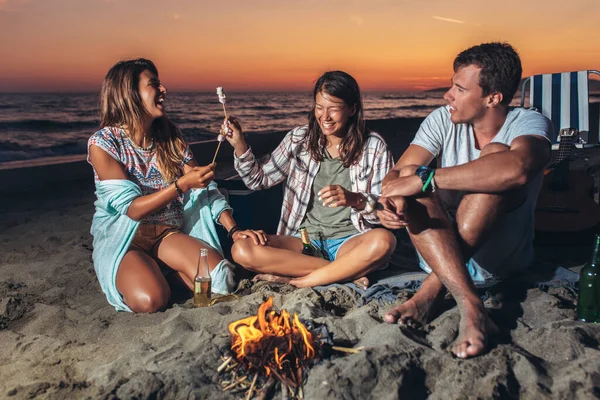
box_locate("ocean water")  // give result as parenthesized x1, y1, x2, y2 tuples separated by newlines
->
(0, 92, 447, 165)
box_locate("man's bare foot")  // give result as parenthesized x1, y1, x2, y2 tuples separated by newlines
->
(252, 274, 292, 284)
(450, 304, 498, 359)
(384, 292, 440, 328)
(384, 275, 445, 327)
(353, 276, 369, 290)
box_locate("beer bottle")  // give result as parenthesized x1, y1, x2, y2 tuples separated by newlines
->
(577, 234, 600, 322)
(194, 248, 212, 307)
(300, 227, 321, 257)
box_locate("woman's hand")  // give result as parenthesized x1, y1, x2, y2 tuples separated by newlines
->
(232, 229, 268, 245)
(178, 163, 215, 191)
(376, 196, 409, 229)
(318, 185, 361, 208)
(222, 116, 248, 157)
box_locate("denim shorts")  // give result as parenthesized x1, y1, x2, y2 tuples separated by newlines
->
(296, 231, 363, 261)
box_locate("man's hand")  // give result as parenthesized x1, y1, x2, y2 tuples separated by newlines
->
(377, 196, 409, 229)
(318, 185, 360, 208)
(382, 165, 423, 198)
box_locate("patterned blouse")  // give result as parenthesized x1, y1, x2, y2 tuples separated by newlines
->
(234, 126, 394, 236)
(87, 126, 194, 227)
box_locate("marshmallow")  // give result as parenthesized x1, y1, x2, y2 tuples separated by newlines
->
(216, 87, 227, 105)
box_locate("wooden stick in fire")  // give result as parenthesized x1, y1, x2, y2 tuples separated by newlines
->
(258, 376, 277, 400)
(331, 345, 364, 354)
(212, 86, 228, 164)
(245, 372, 259, 400)
(217, 356, 233, 373)
(223, 375, 247, 391)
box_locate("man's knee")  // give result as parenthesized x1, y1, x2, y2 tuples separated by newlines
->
(456, 219, 481, 244)
(481, 142, 510, 156)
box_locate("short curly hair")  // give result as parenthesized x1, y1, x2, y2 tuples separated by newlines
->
(454, 42, 522, 106)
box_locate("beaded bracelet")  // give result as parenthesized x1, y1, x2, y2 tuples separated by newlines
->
(173, 177, 184, 195)
(227, 225, 242, 240)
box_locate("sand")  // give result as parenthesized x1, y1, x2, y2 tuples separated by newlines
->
(1, 118, 599, 399)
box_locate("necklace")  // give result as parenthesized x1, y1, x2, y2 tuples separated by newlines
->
(120, 126, 154, 151)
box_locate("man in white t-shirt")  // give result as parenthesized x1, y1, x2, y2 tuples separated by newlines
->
(377, 42, 552, 359)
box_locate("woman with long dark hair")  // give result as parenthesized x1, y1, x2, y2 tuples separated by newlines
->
(88, 58, 266, 312)
(224, 70, 396, 288)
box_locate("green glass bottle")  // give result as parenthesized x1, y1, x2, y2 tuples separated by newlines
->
(300, 227, 321, 257)
(577, 234, 600, 323)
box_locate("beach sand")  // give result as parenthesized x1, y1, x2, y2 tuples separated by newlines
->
(1, 118, 599, 399)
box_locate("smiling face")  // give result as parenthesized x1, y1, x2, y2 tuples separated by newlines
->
(443, 64, 490, 125)
(138, 69, 166, 121)
(314, 91, 355, 139)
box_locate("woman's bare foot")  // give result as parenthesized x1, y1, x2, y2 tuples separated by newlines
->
(353, 276, 369, 290)
(252, 274, 292, 284)
(450, 303, 498, 359)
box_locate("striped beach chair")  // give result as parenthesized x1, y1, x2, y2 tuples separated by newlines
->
(520, 70, 600, 147)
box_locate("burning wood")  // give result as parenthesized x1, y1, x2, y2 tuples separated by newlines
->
(223, 297, 317, 399)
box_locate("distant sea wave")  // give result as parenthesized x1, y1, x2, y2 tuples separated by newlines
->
(0, 119, 98, 133)
(0, 91, 446, 165)
(0, 140, 88, 163)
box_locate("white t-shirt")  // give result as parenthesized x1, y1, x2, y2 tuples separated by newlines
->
(411, 106, 553, 283)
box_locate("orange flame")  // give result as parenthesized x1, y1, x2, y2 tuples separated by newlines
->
(228, 297, 316, 381)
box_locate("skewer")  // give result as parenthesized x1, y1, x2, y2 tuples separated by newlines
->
(211, 141, 222, 164)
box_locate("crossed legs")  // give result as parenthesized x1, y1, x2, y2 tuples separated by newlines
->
(231, 228, 396, 288)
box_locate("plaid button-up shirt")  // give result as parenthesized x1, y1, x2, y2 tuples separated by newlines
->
(234, 126, 394, 236)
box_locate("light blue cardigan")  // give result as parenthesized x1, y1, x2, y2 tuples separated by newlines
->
(91, 179, 236, 312)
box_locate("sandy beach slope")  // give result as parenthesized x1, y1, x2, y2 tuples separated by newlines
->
(1, 118, 599, 399)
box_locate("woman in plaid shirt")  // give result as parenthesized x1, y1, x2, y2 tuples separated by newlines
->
(223, 71, 397, 289)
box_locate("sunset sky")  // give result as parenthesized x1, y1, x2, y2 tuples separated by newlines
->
(1, 0, 599, 92)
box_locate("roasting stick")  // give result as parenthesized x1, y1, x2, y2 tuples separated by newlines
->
(212, 86, 228, 164)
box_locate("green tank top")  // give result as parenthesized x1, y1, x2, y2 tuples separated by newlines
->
(301, 151, 359, 240)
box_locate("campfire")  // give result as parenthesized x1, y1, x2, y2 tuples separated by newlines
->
(217, 296, 363, 399)
(218, 297, 316, 399)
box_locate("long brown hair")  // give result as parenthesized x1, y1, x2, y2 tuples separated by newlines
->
(303, 71, 368, 168)
(100, 58, 187, 182)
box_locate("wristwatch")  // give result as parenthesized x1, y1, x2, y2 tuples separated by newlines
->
(415, 165, 436, 192)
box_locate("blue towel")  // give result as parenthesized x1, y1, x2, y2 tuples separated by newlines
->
(91, 180, 236, 312)
(314, 266, 580, 307)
